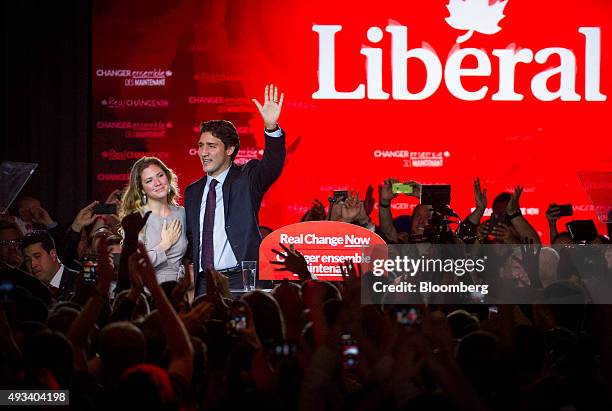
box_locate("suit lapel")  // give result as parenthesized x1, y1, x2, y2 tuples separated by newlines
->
(191, 177, 206, 236)
(58, 266, 74, 291)
(222, 164, 240, 220)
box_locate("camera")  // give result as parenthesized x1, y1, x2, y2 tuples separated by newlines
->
(94, 203, 117, 215)
(418, 185, 459, 244)
(566, 220, 598, 243)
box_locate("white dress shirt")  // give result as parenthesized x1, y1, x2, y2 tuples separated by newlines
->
(198, 166, 238, 271)
(49, 264, 65, 288)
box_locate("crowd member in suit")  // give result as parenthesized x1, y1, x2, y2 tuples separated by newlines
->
(185, 84, 286, 294)
(20, 230, 77, 300)
(120, 157, 188, 284)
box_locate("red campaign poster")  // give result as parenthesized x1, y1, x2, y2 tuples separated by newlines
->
(93, 0, 611, 241)
(259, 221, 388, 281)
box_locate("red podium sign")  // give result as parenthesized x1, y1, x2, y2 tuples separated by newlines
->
(259, 221, 387, 281)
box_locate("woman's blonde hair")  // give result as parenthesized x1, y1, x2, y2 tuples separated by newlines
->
(120, 157, 180, 219)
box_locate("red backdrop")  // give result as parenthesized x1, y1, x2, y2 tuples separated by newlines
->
(93, 0, 612, 241)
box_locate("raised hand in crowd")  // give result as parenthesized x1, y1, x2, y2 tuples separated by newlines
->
(107, 255, 147, 322)
(232, 299, 261, 349)
(30, 204, 55, 227)
(379, 178, 400, 242)
(159, 219, 182, 252)
(505, 185, 522, 215)
(546, 203, 562, 242)
(270, 242, 313, 281)
(252, 83, 284, 130)
(339, 260, 362, 309)
(271, 279, 305, 341)
(179, 300, 214, 335)
(546, 203, 561, 223)
(52, 200, 100, 269)
(350, 186, 376, 229)
(301, 199, 327, 222)
(171, 269, 192, 313)
(116, 211, 151, 294)
(492, 222, 519, 244)
(378, 179, 422, 243)
(127, 256, 145, 298)
(204, 267, 232, 305)
(339, 191, 361, 223)
(518, 238, 543, 288)
(505, 185, 541, 244)
(105, 189, 122, 206)
(379, 178, 399, 205)
(474, 177, 487, 210)
(127, 244, 155, 289)
(466, 177, 487, 225)
(129, 243, 194, 382)
(70, 201, 99, 233)
(121, 210, 151, 241)
(67, 236, 115, 371)
(101, 189, 122, 225)
(301, 280, 334, 347)
(363, 184, 375, 217)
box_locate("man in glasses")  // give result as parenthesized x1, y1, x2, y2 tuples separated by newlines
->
(0, 220, 24, 268)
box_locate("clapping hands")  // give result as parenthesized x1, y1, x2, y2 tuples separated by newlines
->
(474, 177, 487, 211)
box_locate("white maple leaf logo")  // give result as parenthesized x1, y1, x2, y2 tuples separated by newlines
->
(445, 0, 509, 44)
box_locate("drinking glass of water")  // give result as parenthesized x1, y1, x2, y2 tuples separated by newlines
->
(241, 261, 257, 291)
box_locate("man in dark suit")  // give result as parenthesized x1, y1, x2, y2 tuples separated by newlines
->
(185, 84, 285, 295)
(20, 230, 77, 299)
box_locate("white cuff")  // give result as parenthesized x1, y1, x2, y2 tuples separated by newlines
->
(264, 127, 283, 138)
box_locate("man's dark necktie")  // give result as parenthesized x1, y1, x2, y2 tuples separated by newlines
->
(201, 179, 218, 272)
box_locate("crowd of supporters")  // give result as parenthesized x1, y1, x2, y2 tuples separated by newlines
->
(1, 178, 611, 411)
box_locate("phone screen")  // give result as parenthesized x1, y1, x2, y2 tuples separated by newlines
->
(0, 279, 15, 305)
(273, 342, 297, 357)
(233, 315, 247, 331)
(82, 257, 98, 284)
(392, 183, 413, 194)
(341, 333, 359, 368)
(333, 190, 348, 201)
(391, 306, 421, 326)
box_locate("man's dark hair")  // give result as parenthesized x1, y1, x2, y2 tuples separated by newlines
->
(200, 120, 240, 161)
(20, 230, 56, 253)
